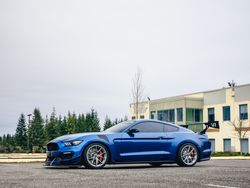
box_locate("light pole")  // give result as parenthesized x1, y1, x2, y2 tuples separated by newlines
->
(27, 114, 32, 152)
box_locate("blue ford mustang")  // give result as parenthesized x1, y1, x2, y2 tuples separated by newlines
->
(45, 120, 215, 169)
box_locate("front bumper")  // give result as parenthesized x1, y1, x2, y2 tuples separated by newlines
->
(44, 142, 83, 166)
(45, 153, 82, 166)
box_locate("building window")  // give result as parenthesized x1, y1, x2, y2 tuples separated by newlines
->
(239, 104, 248, 120)
(131, 116, 135, 120)
(208, 108, 215, 122)
(186, 108, 203, 123)
(209, 139, 215, 153)
(150, 111, 156, 119)
(157, 111, 163, 121)
(241, 139, 249, 153)
(177, 108, 183, 122)
(223, 106, 231, 121)
(223, 139, 231, 152)
(140, 115, 145, 119)
(157, 109, 175, 123)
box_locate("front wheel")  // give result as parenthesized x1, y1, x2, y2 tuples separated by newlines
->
(177, 143, 198, 167)
(83, 143, 108, 169)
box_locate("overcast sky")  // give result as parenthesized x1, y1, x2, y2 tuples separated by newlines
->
(0, 0, 250, 135)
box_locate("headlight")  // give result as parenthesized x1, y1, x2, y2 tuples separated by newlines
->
(64, 140, 83, 146)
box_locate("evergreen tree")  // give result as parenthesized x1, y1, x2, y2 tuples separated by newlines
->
(45, 109, 58, 142)
(124, 115, 128, 121)
(58, 116, 68, 136)
(29, 108, 44, 151)
(90, 109, 100, 132)
(4, 134, 15, 152)
(75, 114, 85, 133)
(103, 116, 112, 130)
(6, 134, 13, 145)
(44, 115, 49, 142)
(2, 134, 6, 146)
(9, 135, 16, 148)
(67, 112, 77, 134)
(112, 118, 119, 126)
(84, 112, 92, 132)
(15, 113, 27, 150)
(80, 114, 86, 132)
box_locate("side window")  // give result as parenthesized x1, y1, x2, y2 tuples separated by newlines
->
(132, 122, 164, 133)
(163, 123, 179, 132)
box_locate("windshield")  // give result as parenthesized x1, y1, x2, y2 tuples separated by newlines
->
(104, 121, 135, 133)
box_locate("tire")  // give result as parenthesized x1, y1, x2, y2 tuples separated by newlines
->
(82, 143, 109, 169)
(177, 143, 199, 167)
(149, 163, 163, 167)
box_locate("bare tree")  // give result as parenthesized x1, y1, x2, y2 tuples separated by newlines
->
(131, 67, 144, 119)
(229, 119, 250, 155)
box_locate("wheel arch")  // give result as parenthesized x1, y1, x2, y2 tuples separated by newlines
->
(81, 141, 112, 164)
(175, 141, 201, 162)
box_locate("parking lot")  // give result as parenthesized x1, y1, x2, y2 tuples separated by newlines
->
(0, 160, 249, 188)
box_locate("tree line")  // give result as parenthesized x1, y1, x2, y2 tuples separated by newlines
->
(0, 108, 127, 153)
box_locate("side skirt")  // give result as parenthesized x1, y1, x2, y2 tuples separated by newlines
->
(108, 160, 176, 164)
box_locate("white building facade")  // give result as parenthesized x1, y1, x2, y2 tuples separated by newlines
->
(129, 84, 250, 153)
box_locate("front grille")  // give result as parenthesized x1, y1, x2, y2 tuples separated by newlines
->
(47, 143, 59, 151)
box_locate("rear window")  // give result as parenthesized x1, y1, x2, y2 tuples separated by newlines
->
(163, 124, 179, 132)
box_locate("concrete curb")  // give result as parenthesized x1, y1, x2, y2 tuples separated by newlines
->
(0, 153, 46, 163)
(211, 156, 250, 160)
(0, 158, 45, 163)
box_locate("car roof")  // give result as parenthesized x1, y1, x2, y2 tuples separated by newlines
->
(133, 119, 175, 125)
(131, 119, 192, 132)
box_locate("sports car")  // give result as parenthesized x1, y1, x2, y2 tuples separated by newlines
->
(45, 119, 217, 169)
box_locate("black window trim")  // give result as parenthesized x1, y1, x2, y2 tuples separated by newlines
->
(126, 120, 180, 133)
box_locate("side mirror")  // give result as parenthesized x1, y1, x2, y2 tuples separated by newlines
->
(127, 128, 139, 135)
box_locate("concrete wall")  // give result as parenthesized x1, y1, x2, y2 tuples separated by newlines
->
(205, 87, 250, 152)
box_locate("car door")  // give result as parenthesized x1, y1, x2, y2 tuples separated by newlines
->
(118, 121, 170, 162)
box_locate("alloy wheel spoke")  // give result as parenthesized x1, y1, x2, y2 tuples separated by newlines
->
(87, 145, 107, 167)
(181, 145, 197, 165)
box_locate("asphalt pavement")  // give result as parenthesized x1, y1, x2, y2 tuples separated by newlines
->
(0, 160, 249, 188)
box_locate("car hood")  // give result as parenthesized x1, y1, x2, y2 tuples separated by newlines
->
(50, 132, 100, 142)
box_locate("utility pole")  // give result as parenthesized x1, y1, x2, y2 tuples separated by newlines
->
(27, 114, 32, 152)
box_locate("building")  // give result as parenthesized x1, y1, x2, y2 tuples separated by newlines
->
(129, 84, 250, 153)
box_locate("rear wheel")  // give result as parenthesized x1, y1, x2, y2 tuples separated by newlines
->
(149, 163, 163, 167)
(177, 143, 198, 167)
(83, 143, 108, 169)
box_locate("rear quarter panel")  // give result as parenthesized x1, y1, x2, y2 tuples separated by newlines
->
(166, 131, 211, 161)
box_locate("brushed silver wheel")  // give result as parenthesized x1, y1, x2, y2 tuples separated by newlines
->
(85, 143, 108, 169)
(177, 143, 198, 167)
